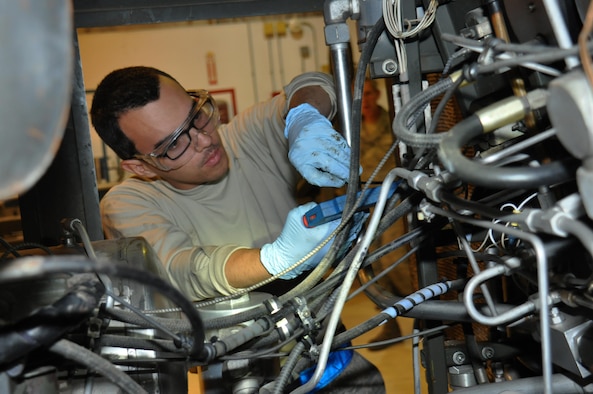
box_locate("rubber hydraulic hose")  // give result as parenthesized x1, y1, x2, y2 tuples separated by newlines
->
(105, 308, 191, 332)
(332, 280, 462, 348)
(0, 274, 103, 366)
(393, 74, 458, 148)
(0, 255, 206, 360)
(96, 334, 181, 353)
(212, 318, 272, 357)
(50, 339, 148, 394)
(438, 90, 576, 188)
(272, 341, 306, 394)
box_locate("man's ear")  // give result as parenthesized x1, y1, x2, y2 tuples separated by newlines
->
(121, 159, 158, 178)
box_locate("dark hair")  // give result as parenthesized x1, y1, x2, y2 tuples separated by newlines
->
(90, 66, 179, 160)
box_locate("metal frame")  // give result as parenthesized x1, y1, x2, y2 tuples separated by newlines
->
(73, 0, 324, 28)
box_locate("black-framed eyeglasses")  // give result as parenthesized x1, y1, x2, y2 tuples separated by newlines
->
(135, 90, 219, 171)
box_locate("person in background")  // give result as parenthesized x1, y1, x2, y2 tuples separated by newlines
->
(359, 76, 413, 348)
(217, 100, 230, 124)
(90, 66, 385, 392)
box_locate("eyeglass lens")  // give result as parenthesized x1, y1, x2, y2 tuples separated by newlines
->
(164, 98, 218, 161)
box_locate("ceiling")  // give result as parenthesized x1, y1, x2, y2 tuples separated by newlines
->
(73, 0, 325, 28)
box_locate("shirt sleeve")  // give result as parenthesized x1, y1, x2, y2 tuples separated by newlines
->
(101, 180, 245, 300)
(222, 71, 338, 168)
(283, 71, 337, 119)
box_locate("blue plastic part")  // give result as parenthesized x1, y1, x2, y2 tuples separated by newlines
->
(299, 348, 354, 391)
(302, 182, 401, 228)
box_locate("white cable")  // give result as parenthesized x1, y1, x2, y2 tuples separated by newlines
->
(383, 0, 439, 40)
(291, 171, 398, 394)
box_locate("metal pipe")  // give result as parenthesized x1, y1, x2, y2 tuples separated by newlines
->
(329, 42, 354, 144)
(543, 0, 580, 69)
(323, 0, 356, 145)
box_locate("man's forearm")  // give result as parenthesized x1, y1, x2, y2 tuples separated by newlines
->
(225, 248, 271, 288)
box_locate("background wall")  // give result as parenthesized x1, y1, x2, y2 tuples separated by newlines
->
(76, 14, 386, 183)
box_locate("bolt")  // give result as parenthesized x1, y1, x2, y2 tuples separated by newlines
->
(382, 59, 398, 75)
(550, 307, 565, 325)
(452, 351, 466, 365)
(481, 346, 495, 360)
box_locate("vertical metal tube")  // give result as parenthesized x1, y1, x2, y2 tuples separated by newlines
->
(543, 0, 580, 69)
(323, 0, 356, 144)
(329, 42, 354, 145)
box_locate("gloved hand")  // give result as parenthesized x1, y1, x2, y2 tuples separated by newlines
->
(285, 103, 351, 188)
(260, 202, 340, 279)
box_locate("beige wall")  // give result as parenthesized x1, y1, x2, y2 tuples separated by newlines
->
(77, 15, 330, 182)
(76, 15, 386, 183)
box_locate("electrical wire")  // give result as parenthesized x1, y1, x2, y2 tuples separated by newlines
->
(383, 0, 439, 40)
(382, 0, 438, 81)
(96, 334, 181, 354)
(342, 323, 450, 351)
(105, 289, 184, 345)
(105, 308, 191, 332)
(0, 274, 103, 366)
(450, 220, 498, 316)
(473, 41, 593, 75)
(222, 328, 304, 361)
(272, 341, 306, 394)
(331, 280, 461, 349)
(304, 225, 423, 315)
(69, 218, 114, 309)
(349, 244, 418, 300)
(0, 238, 54, 260)
(440, 33, 563, 76)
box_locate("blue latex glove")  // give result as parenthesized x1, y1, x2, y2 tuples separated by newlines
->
(285, 103, 351, 188)
(260, 202, 340, 279)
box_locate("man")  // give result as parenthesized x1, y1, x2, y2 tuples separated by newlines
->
(91, 66, 351, 300)
(91, 66, 385, 392)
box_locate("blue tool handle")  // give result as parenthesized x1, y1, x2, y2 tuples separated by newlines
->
(302, 182, 400, 228)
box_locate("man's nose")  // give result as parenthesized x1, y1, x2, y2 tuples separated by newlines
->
(191, 129, 212, 152)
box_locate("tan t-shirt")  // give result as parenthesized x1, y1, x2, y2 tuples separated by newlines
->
(100, 72, 336, 300)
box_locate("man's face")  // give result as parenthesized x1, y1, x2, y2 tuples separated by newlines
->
(119, 76, 229, 189)
(362, 81, 380, 112)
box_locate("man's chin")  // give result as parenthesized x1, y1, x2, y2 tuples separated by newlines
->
(204, 167, 229, 185)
